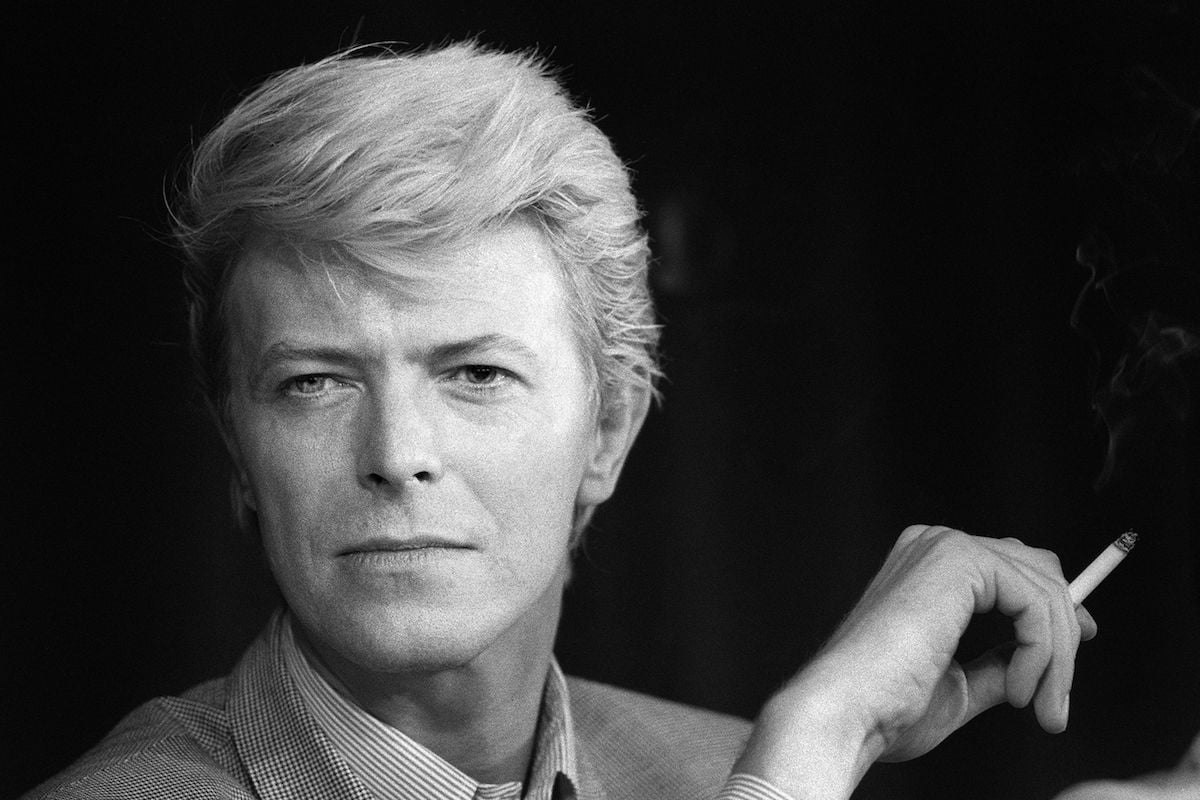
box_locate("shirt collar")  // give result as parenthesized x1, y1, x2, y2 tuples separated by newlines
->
(278, 614, 579, 800)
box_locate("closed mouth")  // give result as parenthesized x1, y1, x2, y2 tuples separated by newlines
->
(339, 537, 471, 556)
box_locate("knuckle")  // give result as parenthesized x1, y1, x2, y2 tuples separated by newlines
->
(929, 526, 971, 552)
(896, 524, 969, 558)
(898, 524, 932, 544)
(1031, 547, 1064, 576)
(915, 526, 977, 571)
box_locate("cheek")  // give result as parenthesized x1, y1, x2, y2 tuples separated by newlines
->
(468, 415, 593, 545)
(241, 426, 350, 607)
(238, 414, 347, 529)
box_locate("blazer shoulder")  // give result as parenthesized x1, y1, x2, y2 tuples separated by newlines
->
(21, 679, 252, 800)
(566, 675, 752, 799)
(567, 675, 752, 742)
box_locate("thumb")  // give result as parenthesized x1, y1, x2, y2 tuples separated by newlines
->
(879, 667, 972, 762)
(961, 643, 1017, 720)
(880, 644, 1018, 762)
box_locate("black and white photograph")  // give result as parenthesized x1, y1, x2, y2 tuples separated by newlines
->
(7, 3, 1199, 799)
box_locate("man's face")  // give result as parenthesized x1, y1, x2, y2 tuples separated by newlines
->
(224, 220, 615, 675)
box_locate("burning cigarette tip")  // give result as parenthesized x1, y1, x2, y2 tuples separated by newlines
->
(1114, 530, 1138, 553)
(1068, 531, 1139, 605)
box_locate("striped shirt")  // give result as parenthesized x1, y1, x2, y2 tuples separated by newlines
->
(280, 617, 577, 800)
(280, 617, 794, 800)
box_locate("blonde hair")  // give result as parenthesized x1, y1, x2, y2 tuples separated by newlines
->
(174, 41, 661, 415)
(171, 41, 661, 540)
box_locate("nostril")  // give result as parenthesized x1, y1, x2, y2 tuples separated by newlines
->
(364, 471, 434, 488)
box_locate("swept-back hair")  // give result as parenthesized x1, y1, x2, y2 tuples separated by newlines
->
(173, 41, 661, 418)
(171, 41, 661, 541)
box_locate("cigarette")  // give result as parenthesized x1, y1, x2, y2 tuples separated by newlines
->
(1068, 531, 1138, 605)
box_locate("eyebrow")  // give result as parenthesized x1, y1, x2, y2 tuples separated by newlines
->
(249, 342, 364, 386)
(426, 333, 540, 365)
(257, 342, 362, 369)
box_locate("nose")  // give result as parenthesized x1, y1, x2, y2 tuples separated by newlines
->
(356, 383, 444, 493)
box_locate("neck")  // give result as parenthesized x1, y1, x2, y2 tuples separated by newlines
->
(295, 594, 562, 785)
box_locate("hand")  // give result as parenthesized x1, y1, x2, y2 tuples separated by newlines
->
(821, 524, 1097, 760)
(735, 525, 1097, 799)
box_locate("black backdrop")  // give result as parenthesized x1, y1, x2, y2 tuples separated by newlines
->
(6, 3, 1199, 798)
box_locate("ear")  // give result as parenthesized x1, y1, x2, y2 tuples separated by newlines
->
(576, 384, 652, 509)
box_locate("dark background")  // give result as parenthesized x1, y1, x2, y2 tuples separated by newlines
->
(6, 2, 1199, 798)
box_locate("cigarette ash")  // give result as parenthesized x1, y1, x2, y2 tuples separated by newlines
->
(1115, 530, 1139, 553)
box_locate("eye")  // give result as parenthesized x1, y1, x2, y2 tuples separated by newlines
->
(459, 365, 502, 385)
(447, 365, 517, 397)
(282, 374, 342, 397)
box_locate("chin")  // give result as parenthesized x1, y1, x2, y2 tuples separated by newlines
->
(353, 625, 496, 675)
(288, 559, 568, 678)
(306, 598, 521, 675)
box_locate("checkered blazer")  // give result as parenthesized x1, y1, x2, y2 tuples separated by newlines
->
(23, 616, 752, 799)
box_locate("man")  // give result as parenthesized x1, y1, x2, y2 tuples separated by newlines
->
(24, 42, 1093, 800)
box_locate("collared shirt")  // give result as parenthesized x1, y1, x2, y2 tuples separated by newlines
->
(280, 615, 794, 800)
(279, 616, 578, 800)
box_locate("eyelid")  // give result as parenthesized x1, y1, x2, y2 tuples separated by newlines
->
(461, 364, 505, 376)
(278, 373, 352, 398)
(446, 364, 519, 393)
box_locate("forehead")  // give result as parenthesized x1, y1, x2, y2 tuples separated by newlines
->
(222, 221, 586, 370)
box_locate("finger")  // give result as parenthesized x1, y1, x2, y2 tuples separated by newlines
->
(1026, 562, 1080, 733)
(992, 545, 1085, 651)
(984, 537, 1070, 585)
(1001, 559, 1077, 733)
(960, 644, 1015, 722)
(1005, 560, 1078, 730)
(962, 638, 1074, 735)
(1076, 605, 1098, 641)
(978, 538, 1081, 728)
(1031, 594, 1076, 733)
(996, 541, 1097, 643)
(976, 556, 1055, 709)
(1005, 599, 1053, 709)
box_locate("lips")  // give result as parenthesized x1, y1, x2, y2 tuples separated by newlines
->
(338, 536, 471, 556)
